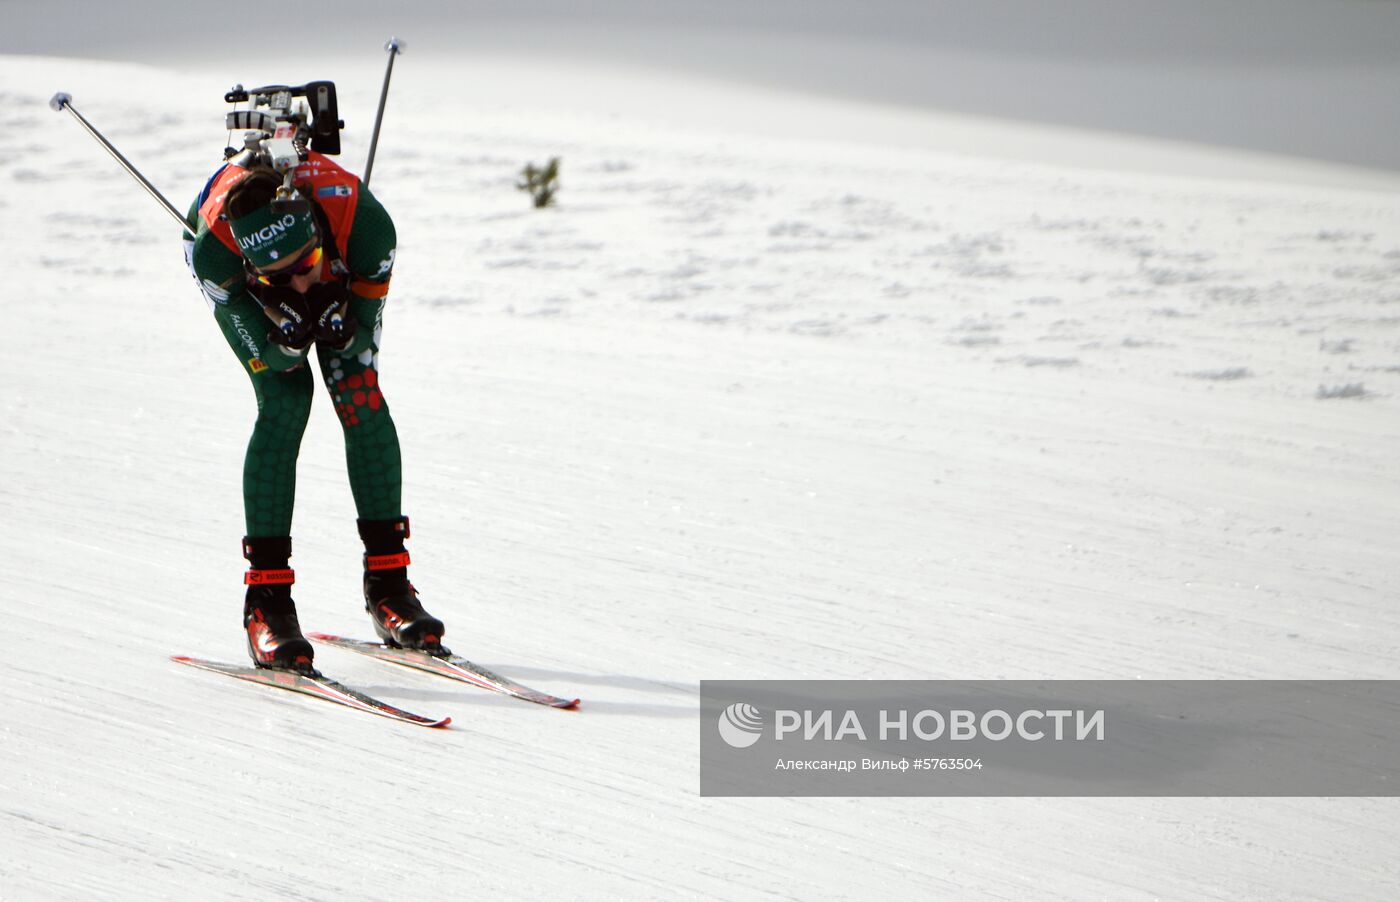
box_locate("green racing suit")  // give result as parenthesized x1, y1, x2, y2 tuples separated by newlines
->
(183, 177, 403, 537)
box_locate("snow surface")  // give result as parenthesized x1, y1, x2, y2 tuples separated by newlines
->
(3, 39, 1400, 902)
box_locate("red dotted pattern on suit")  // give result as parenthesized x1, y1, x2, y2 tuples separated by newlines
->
(335, 367, 385, 428)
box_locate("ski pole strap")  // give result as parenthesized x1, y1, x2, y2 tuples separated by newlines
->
(245, 567, 295, 586)
(365, 552, 411, 571)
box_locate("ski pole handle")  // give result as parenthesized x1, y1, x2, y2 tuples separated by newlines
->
(49, 93, 197, 238)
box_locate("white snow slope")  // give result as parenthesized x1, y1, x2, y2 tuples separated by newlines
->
(2, 47, 1399, 901)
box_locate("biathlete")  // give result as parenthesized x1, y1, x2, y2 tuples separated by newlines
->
(184, 151, 445, 672)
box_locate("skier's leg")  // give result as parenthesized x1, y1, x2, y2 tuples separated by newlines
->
(235, 368, 315, 668)
(241, 365, 316, 535)
(315, 318, 444, 651)
(314, 330, 401, 520)
(208, 294, 316, 534)
(210, 299, 317, 668)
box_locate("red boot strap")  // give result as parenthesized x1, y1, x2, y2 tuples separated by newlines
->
(366, 551, 411, 571)
(245, 567, 295, 586)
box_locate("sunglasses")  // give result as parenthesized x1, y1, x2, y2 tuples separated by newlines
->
(253, 245, 324, 286)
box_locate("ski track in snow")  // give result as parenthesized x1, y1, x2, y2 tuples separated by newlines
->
(2, 55, 1400, 900)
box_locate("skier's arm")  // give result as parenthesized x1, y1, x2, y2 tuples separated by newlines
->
(329, 185, 398, 359)
(191, 230, 309, 374)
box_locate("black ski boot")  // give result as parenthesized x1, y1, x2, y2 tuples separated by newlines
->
(358, 517, 446, 652)
(242, 536, 315, 672)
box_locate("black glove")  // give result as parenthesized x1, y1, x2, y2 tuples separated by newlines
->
(261, 287, 315, 351)
(304, 281, 358, 347)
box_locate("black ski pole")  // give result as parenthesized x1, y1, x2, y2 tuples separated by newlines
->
(49, 92, 196, 237)
(363, 37, 404, 188)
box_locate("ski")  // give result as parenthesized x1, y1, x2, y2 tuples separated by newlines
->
(308, 633, 581, 709)
(171, 655, 452, 728)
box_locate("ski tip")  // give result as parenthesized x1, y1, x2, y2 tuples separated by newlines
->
(432, 716, 453, 729)
(555, 698, 582, 710)
(170, 655, 194, 664)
